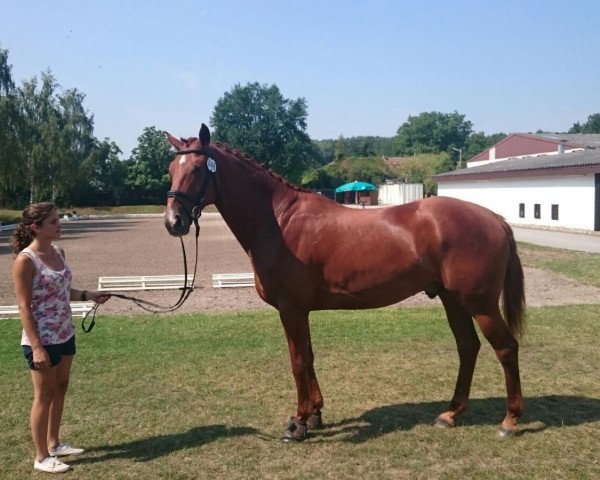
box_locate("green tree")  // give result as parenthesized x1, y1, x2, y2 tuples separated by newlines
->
(393, 153, 453, 196)
(54, 88, 97, 205)
(301, 156, 394, 190)
(77, 138, 126, 205)
(569, 114, 600, 133)
(0, 51, 119, 208)
(312, 138, 335, 163)
(394, 111, 473, 161)
(314, 136, 395, 163)
(18, 71, 63, 204)
(334, 135, 347, 161)
(17, 71, 98, 206)
(0, 47, 24, 206)
(125, 126, 172, 204)
(210, 82, 319, 183)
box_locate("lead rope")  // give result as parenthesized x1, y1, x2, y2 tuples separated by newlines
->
(81, 218, 201, 333)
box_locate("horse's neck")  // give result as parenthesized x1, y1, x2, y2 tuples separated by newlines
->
(214, 155, 295, 253)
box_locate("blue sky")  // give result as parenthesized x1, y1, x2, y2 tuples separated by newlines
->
(2, 0, 599, 157)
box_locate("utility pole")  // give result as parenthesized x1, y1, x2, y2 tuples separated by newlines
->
(452, 147, 463, 169)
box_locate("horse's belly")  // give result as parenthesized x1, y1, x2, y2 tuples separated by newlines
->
(315, 279, 424, 310)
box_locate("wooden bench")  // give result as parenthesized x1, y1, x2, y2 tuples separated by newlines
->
(0, 302, 95, 319)
(211, 273, 254, 288)
(97, 275, 190, 292)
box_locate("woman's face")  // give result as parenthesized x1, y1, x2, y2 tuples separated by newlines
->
(34, 211, 61, 240)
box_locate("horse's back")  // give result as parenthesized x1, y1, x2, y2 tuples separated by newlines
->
(289, 193, 509, 274)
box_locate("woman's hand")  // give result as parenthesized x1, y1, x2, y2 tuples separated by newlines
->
(32, 346, 50, 369)
(87, 291, 111, 304)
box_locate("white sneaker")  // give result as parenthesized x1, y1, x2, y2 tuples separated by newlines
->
(33, 456, 70, 473)
(49, 443, 85, 457)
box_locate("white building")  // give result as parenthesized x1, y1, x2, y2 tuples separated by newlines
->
(434, 134, 600, 231)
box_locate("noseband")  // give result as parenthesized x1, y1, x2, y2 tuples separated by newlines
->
(166, 148, 217, 226)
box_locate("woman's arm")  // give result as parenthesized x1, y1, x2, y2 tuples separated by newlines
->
(13, 254, 50, 369)
(70, 288, 110, 304)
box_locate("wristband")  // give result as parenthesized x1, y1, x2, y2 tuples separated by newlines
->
(82, 290, 88, 301)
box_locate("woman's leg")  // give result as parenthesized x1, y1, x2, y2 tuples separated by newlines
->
(30, 367, 58, 461)
(47, 355, 74, 450)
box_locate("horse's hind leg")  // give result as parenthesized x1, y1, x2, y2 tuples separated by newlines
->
(472, 308, 524, 437)
(435, 291, 481, 429)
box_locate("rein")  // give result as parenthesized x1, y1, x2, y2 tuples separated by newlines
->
(81, 148, 216, 333)
(81, 232, 199, 333)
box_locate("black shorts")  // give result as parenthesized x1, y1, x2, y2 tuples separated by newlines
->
(22, 335, 76, 370)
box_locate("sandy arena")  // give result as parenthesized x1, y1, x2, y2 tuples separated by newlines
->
(2, 214, 600, 315)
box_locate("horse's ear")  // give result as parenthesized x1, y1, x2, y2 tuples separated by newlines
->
(199, 124, 210, 147)
(165, 132, 184, 149)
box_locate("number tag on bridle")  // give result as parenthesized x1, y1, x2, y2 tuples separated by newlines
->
(207, 158, 217, 173)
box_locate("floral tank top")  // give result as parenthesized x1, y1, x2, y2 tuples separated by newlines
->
(20, 245, 74, 346)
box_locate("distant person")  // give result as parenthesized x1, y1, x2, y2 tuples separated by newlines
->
(10, 202, 110, 474)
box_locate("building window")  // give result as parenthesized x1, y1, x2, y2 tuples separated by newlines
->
(519, 203, 525, 218)
(552, 204, 559, 220)
(534, 204, 541, 219)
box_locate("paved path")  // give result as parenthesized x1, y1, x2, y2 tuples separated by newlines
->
(512, 227, 600, 253)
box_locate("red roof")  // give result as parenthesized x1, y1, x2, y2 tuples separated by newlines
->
(470, 133, 582, 162)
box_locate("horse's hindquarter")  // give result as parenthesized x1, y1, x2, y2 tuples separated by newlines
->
(418, 197, 511, 299)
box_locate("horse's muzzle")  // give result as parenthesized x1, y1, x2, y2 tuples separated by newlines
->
(164, 208, 190, 237)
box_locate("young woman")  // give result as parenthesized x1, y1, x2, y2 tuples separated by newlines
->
(11, 202, 110, 474)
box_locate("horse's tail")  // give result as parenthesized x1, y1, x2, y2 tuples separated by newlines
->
(500, 218, 526, 338)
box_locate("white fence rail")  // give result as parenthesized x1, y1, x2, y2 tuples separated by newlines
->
(0, 302, 95, 319)
(98, 275, 189, 291)
(211, 273, 254, 288)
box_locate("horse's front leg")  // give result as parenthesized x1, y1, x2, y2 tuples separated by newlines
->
(278, 307, 320, 442)
(305, 337, 324, 430)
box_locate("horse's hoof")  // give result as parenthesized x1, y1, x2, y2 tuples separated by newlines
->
(498, 426, 517, 438)
(306, 411, 323, 429)
(434, 416, 455, 429)
(280, 417, 307, 443)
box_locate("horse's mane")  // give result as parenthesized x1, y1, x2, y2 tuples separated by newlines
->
(212, 141, 310, 193)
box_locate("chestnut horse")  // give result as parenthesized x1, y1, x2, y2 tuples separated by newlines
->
(164, 124, 525, 442)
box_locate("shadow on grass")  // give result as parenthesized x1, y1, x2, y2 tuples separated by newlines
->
(72, 424, 258, 464)
(67, 395, 600, 459)
(312, 395, 600, 443)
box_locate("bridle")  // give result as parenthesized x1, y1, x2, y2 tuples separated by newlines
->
(166, 148, 217, 227)
(81, 148, 217, 332)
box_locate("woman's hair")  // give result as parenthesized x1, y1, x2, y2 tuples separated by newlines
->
(9, 202, 57, 254)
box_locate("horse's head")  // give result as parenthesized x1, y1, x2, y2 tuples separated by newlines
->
(164, 123, 217, 236)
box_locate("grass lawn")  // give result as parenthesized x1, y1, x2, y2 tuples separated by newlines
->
(1, 305, 599, 479)
(518, 242, 600, 288)
(0, 208, 22, 225)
